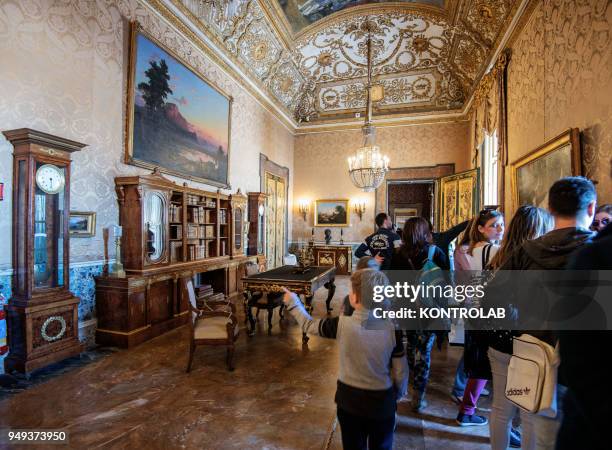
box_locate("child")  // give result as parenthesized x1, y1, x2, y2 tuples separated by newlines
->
(282, 269, 407, 450)
(339, 255, 381, 316)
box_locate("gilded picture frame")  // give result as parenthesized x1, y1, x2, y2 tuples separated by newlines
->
(510, 129, 581, 210)
(314, 199, 350, 227)
(437, 169, 480, 232)
(69, 211, 96, 237)
(393, 207, 419, 230)
(125, 22, 233, 188)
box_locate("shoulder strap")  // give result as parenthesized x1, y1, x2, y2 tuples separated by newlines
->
(482, 244, 492, 269)
(427, 245, 436, 262)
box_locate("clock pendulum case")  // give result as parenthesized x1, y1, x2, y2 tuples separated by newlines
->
(3, 128, 86, 374)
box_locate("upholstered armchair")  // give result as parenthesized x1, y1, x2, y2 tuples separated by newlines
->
(183, 278, 239, 372)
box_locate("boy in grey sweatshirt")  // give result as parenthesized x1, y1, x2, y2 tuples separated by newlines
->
(282, 269, 407, 450)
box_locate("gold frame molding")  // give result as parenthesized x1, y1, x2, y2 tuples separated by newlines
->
(510, 128, 582, 210)
(436, 168, 480, 232)
(314, 199, 350, 227)
(69, 211, 96, 238)
(124, 21, 233, 189)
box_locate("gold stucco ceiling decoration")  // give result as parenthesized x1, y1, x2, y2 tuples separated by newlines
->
(163, 0, 522, 127)
(292, 0, 521, 122)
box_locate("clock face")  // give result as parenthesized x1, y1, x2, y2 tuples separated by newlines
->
(36, 164, 65, 194)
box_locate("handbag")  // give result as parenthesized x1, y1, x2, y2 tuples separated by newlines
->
(505, 334, 560, 417)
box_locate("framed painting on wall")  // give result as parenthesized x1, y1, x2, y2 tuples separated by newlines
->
(511, 129, 581, 210)
(437, 169, 480, 231)
(125, 22, 232, 188)
(394, 207, 419, 230)
(69, 211, 96, 237)
(314, 199, 349, 227)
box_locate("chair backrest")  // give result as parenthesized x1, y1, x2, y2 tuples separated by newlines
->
(245, 261, 259, 276)
(283, 254, 297, 266)
(185, 278, 198, 322)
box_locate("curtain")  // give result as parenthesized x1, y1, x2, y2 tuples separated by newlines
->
(471, 49, 511, 208)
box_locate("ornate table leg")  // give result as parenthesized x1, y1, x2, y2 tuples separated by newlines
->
(324, 277, 336, 314)
(302, 294, 314, 344)
(243, 291, 256, 336)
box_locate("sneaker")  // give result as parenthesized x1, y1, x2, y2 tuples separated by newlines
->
(411, 393, 428, 413)
(509, 428, 521, 448)
(456, 413, 489, 427)
(480, 387, 490, 396)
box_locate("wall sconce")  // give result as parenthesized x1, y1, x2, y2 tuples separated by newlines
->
(353, 199, 366, 221)
(298, 199, 310, 221)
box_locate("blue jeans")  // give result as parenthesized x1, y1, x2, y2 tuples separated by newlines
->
(452, 354, 467, 397)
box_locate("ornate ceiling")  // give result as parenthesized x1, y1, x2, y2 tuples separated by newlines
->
(167, 0, 524, 128)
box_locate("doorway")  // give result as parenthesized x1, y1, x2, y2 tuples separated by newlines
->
(264, 172, 286, 269)
(387, 180, 435, 231)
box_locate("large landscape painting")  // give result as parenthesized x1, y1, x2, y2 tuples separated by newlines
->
(511, 129, 581, 210)
(314, 199, 349, 226)
(126, 25, 231, 187)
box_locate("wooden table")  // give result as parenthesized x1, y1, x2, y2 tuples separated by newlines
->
(241, 265, 336, 342)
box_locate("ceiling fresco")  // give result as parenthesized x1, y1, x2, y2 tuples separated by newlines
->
(277, 0, 445, 34)
(169, 0, 523, 127)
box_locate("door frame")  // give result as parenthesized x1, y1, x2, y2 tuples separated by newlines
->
(375, 164, 454, 232)
(260, 153, 289, 264)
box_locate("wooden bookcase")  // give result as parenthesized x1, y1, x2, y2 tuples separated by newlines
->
(95, 170, 254, 348)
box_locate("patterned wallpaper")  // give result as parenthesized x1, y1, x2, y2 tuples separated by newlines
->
(0, 0, 294, 270)
(506, 0, 612, 212)
(292, 120, 470, 242)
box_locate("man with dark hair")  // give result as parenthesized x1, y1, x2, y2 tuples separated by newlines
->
(486, 176, 596, 449)
(555, 222, 611, 450)
(355, 212, 401, 270)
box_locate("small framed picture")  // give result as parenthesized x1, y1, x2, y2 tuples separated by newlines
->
(69, 211, 96, 237)
(314, 199, 350, 227)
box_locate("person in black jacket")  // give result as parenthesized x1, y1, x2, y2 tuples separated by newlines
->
(390, 216, 449, 413)
(555, 223, 612, 450)
(485, 176, 596, 450)
(355, 213, 402, 270)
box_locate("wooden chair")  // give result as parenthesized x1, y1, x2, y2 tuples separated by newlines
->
(243, 262, 284, 334)
(183, 278, 239, 372)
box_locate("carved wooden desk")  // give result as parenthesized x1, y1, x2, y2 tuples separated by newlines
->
(241, 265, 336, 342)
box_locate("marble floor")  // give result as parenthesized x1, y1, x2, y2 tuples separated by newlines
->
(0, 276, 493, 449)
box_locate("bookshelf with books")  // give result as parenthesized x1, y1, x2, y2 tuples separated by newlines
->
(95, 170, 256, 348)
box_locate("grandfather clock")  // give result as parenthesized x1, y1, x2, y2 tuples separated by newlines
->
(3, 128, 86, 374)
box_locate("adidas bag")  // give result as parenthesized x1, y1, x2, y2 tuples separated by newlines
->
(505, 334, 560, 417)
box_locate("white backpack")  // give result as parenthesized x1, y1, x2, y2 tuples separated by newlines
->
(505, 334, 560, 417)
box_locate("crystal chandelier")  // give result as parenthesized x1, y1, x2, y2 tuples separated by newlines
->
(347, 22, 389, 192)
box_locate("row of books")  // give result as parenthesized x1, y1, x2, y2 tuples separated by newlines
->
(170, 241, 182, 262)
(188, 207, 214, 224)
(218, 209, 227, 225)
(187, 244, 207, 260)
(187, 224, 215, 239)
(170, 224, 182, 240)
(187, 194, 216, 208)
(169, 205, 182, 223)
(197, 284, 213, 297)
